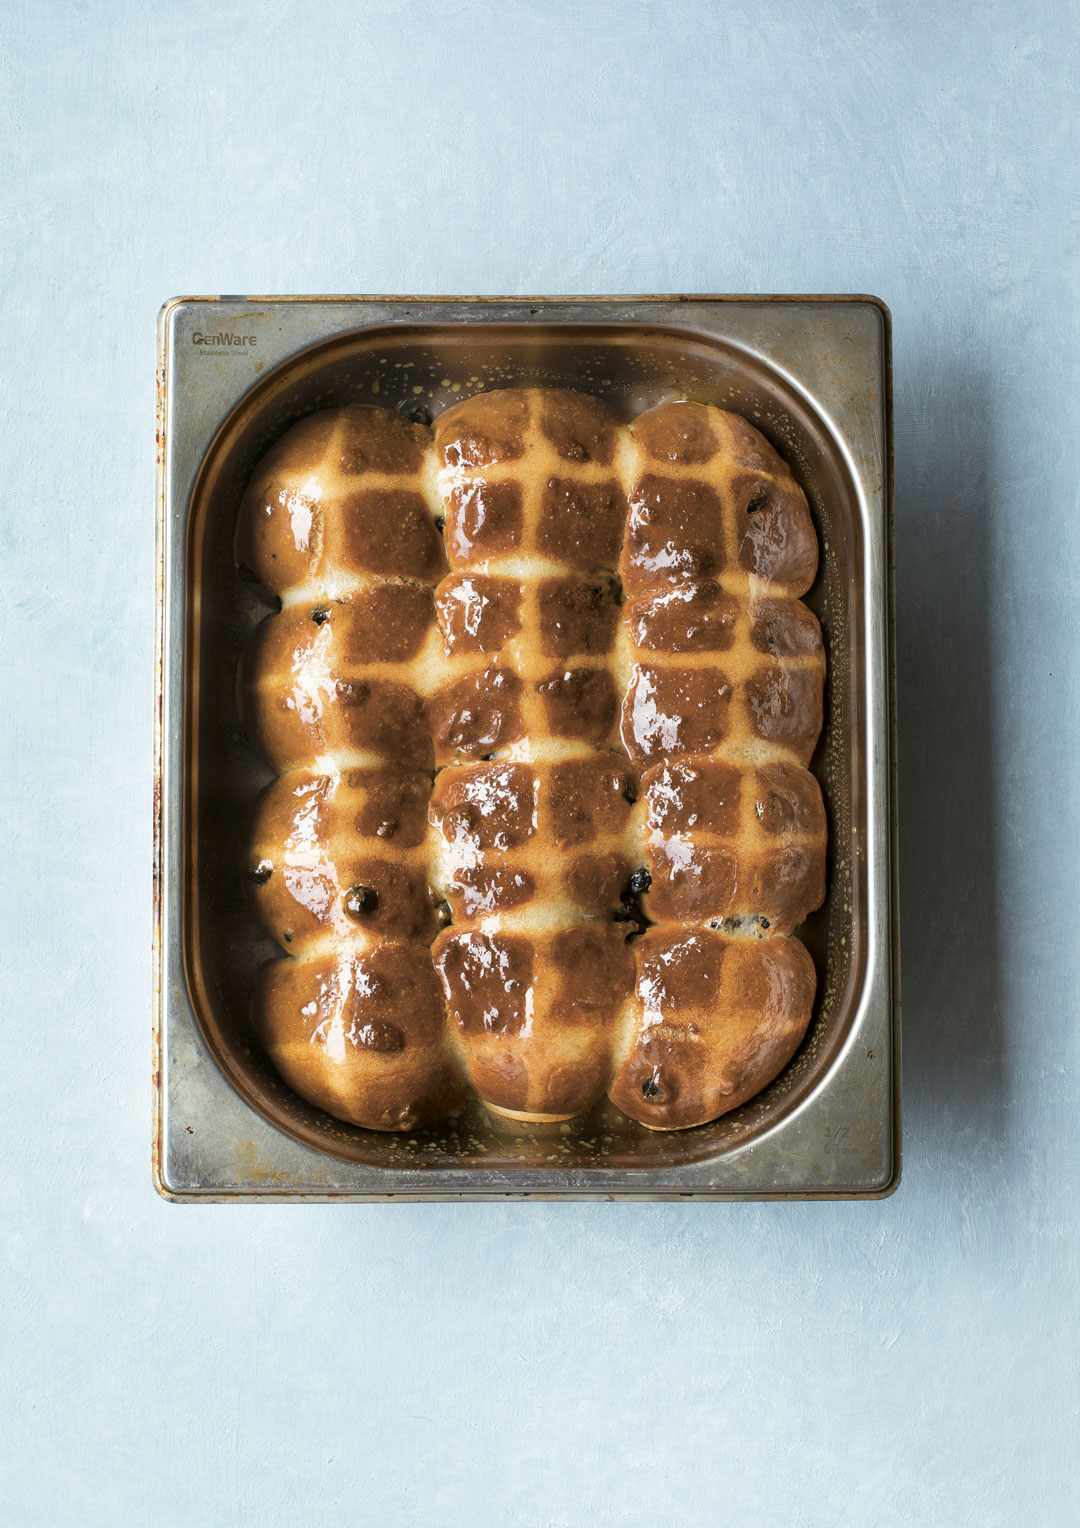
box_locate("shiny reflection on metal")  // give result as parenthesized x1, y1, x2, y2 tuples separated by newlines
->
(155, 295, 898, 1201)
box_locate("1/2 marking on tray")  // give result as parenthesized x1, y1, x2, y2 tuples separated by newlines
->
(824, 1125, 857, 1157)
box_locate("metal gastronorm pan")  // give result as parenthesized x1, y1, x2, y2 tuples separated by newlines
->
(154, 295, 898, 1200)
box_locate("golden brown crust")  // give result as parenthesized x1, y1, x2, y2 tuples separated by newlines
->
(256, 944, 464, 1131)
(435, 574, 523, 654)
(433, 925, 634, 1119)
(249, 768, 440, 950)
(236, 405, 439, 595)
(428, 665, 525, 765)
(607, 928, 816, 1130)
(639, 758, 825, 934)
(239, 390, 826, 1133)
(623, 403, 818, 598)
(243, 608, 434, 771)
(238, 407, 452, 1128)
(428, 390, 638, 1119)
(429, 756, 634, 922)
(237, 406, 443, 776)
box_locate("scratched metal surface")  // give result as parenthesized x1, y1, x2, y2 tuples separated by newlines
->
(3, 2, 1078, 1524)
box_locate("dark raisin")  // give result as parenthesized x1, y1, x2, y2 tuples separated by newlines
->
(614, 908, 647, 943)
(641, 1074, 661, 1099)
(356, 1022, 405, 1054)
(759, 917, 771, 930)
(236, 562, 260, 584)
(282, 931, 293, 943)
(344, 884, 380, 917)
(311, 607, 329, 625)
(746, 493, 770, 515)
(406, 406, 432, 427)
(626, 867, 652, 897)
(434, 515, 445, 532)
(248, 862, 273, 885)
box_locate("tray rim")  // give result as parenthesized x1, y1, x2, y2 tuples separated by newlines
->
(154, 293, 899, 1202)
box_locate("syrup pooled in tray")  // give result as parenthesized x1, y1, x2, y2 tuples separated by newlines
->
(236, 390, 827, 1133)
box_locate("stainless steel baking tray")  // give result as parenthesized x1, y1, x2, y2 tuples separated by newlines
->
(155, 295, 898, 1200)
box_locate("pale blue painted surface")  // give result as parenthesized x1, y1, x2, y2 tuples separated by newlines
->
(2, 2, 1078, 1523)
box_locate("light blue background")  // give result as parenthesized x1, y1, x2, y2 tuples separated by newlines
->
(3, 2, 1077, 1523)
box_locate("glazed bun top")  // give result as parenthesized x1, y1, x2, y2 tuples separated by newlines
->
(236, 390, 825, 1133)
